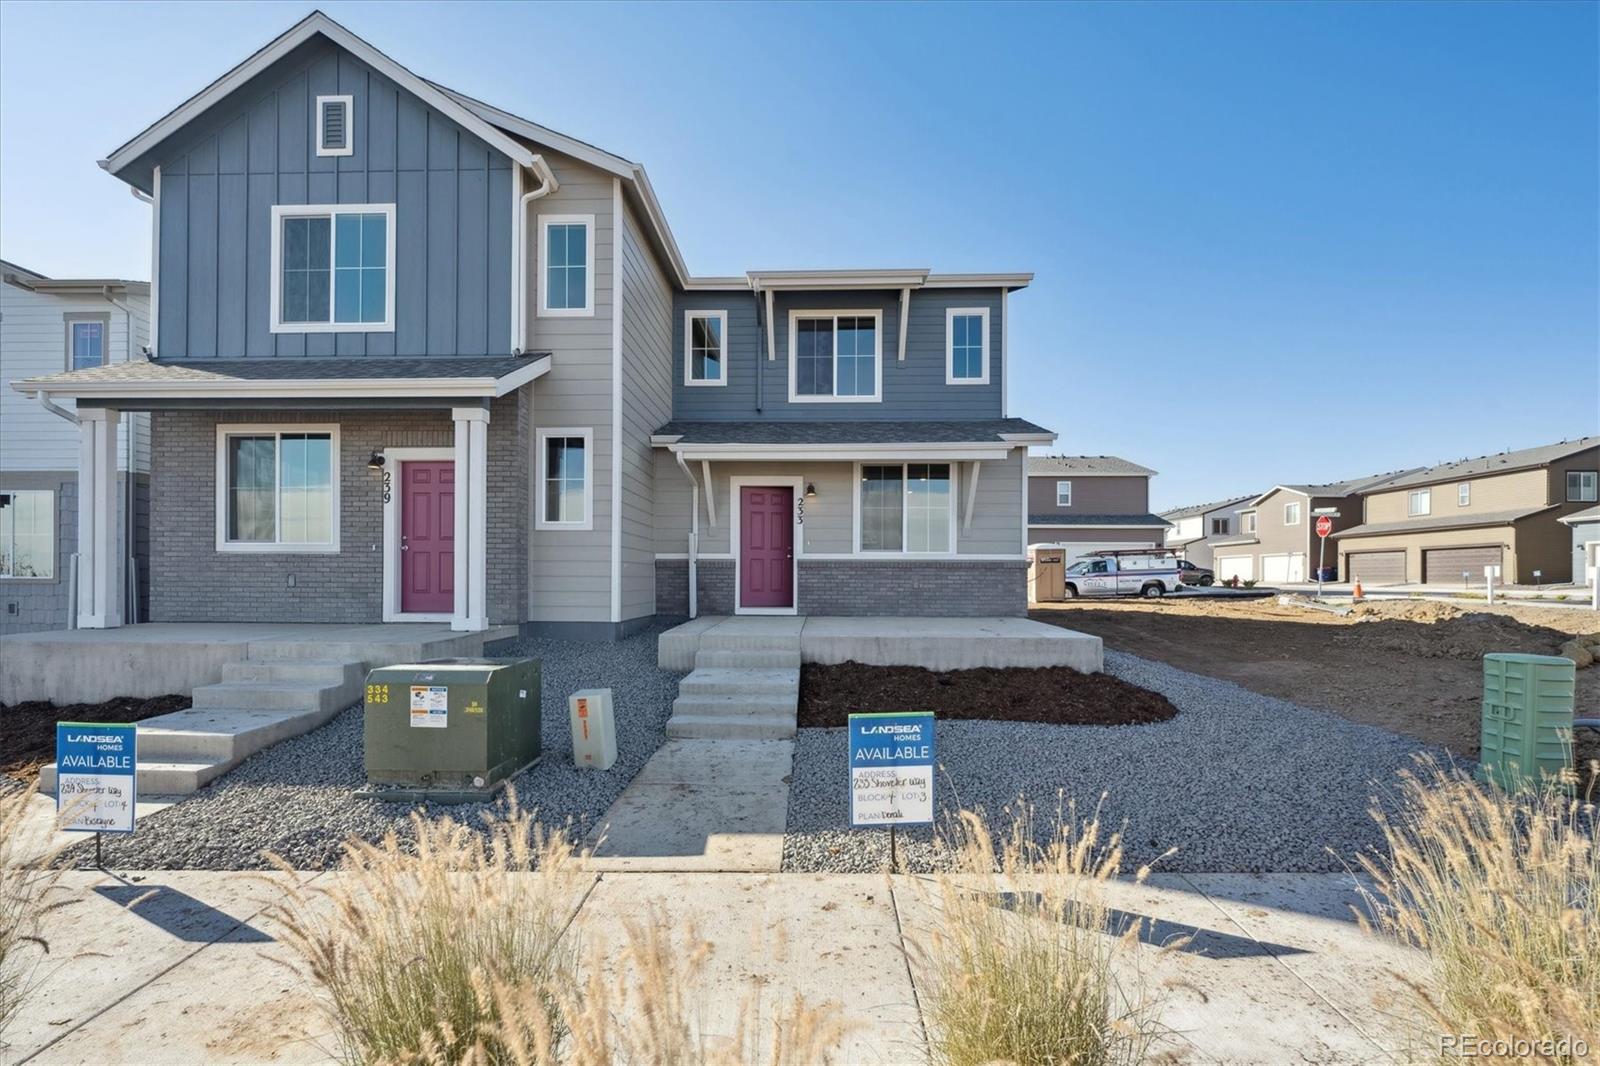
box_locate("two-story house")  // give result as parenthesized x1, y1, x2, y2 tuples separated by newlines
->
(1024, 456, 1166, 563)
(1211, 471, 1414, 585)
(0, 260, 150, 633)
(12, 12, 1053, 638)
(1160, 495, 1255, 568)
(1334, 436, 1600, 586)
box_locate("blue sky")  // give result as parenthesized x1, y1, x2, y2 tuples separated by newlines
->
(2, 1, 1594, 510)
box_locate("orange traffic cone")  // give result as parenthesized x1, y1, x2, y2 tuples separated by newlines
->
(1352, 579, 1364, 601)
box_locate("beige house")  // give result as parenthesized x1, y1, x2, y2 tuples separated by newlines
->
(1212, 471, 1414, 584)
(1335, 437, 1600, 585)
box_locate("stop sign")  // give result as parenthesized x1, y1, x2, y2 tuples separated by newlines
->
(1316, 515, 1334, 538)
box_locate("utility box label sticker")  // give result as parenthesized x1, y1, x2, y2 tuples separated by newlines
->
(848, 712, 935, 827)
(409, 685, 449, 728)
(56, 722, 137, 833)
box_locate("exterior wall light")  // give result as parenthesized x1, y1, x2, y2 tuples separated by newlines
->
(805, 482, 817, 499)
(367, 452, 385, 470)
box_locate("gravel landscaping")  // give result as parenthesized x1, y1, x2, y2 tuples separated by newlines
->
(62, 624, 680, 870)
(783, 649, 1442, 874)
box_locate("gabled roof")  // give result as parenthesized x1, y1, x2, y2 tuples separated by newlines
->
(1560, 505, 1600, 525)
(1331, 506, 1556, 539)
(1372, 436, 1600, 492)
(1245, 470, 1419, 507)
(1028, 455, 1158, 477)
(1160, 495, 1256, 521)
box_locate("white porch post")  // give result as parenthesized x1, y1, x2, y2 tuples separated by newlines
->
(76, 408, 122, 629)
(451, 406, 491, 632)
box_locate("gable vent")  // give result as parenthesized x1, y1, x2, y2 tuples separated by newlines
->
(316, 95, 353, 157)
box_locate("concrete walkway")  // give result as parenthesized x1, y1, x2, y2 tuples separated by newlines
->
(7, 869, 1427, 1064)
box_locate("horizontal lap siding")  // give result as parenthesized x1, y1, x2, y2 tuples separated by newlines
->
(619, 202, 674, 622)
(155, 37, 510, 359)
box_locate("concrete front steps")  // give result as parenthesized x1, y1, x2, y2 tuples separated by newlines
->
(665, 630, 802, 741)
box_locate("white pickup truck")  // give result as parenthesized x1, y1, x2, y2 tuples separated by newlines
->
(1063, 549, 1185, 599)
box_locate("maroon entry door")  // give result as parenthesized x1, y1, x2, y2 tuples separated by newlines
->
(401, 461, 454, 614)
(739, 486, 794, 609)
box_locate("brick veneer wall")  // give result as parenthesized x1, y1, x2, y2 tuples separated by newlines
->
(655, 558, 1026, 617)
(148, 394, 528, 624)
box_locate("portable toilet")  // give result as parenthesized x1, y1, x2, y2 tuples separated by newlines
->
(1032, 548, 1065, 603)
(1480, 652, 1575, 790)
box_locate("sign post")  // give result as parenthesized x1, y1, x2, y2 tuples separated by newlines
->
(55, 722, 137, 866)
(848, 712, 935, 871)
(1314, 514, 1335, 598)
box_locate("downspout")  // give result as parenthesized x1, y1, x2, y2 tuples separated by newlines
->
(674, 449, 701, 618)
(751, 282, 764, 414)
(513, 155, 559, 351)
(105, 287, 142, 624)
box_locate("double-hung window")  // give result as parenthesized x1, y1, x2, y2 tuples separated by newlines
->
(539, 215, 594, 316)
(65, 314, 109, 370)
(0, 490, 54, 578)
(684, 310, 727, 386)
(1570, 471, 1599, 503)
(946, 307, 990, 384)
(1243, 512, 1257, 534)
(1283, 502, 1301, 526)
(270, 204, 395, 332)
(216, 426, 339, 551)
(1408, 488, 1431, 517)
(1056, 480, 1072, 507)
(536, 428, 593, 530)
(858, 463, 954, 554)
(790, 311, 880, 402)
(1458, 482, 1471, 506)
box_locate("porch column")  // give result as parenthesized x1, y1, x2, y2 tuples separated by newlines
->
(76, 408, 122, 629)
(451, 406, 490, 632)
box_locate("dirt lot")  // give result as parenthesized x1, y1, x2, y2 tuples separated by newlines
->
(1031, 597, 1600, 762)
(798, 662, 1176, 728)
(1, 694, 189, 779)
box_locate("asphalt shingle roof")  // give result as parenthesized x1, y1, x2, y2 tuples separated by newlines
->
(1331, 505, 1556, 539)
(1028, 455, 1157, 476)
(1560, 505, 1600, 525)
(652, 419, 1052, 445)
(1374, 437, 1600, 491)
(1160, 495, 1256, 520)
(1027, 513, 1170, 528)
(19, 356, 544, 386)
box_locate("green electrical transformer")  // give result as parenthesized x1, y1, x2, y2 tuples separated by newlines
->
(1480, 652, 1575, 791)
(361, 657, 542, 803)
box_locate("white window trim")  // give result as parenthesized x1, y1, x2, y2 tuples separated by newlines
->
(851, 461, 959, 556)
(1458, 482, 1471, 507)
(380, 447, 456, 623)
(535, 427, 595, 531)
(214, 424, 342, 553)
(683, 309, 729, 387)
(315, 94, 354, 157)
(1569, 470, 1599, 503)
(945, 306, 990, 385)
(1408, 488, 1432, 517)
(730, 476, 804, 616)
(268, 203, 396, 334)
(537, 214, 596, 318)
(1243, 511, 1258, 534)
(64, 313, 111, 371)
(0, 488, 55, 580)
(787, 309, 883, 403)
(1284, 502, 1301, 525)
(1056, 479, 1072, 507)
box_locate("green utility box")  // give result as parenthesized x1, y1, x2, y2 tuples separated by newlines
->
(361, 657, 541, 803)
(1480, 652, 1575, 791)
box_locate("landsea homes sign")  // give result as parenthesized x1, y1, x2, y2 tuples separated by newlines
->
(848, 712, 935, 826)
(55, 722, 137, 834)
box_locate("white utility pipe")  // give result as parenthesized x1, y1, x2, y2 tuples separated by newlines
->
(674, 450, 700, 619)
(512, 155, 559, 350)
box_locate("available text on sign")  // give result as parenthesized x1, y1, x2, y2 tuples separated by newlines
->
(848, 712, 935, 826)
(55, 722, 137, 834)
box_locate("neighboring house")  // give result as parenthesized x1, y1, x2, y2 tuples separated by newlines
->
(1560, 505, 1600, 588)
(1335, 437, 1600, 586)
(1160, 495, 1255, 568)
(1213, 471, 1414, 585)
(0, 261, 150, 634)
(1025, 455, 1167, 562)
(11, 12, 1053, 637)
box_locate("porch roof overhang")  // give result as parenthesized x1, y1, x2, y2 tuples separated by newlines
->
(10, 354, 551, 408)
(650, 418, 1054, 461)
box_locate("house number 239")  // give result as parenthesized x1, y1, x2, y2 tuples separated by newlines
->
(381, 469, 392, 504)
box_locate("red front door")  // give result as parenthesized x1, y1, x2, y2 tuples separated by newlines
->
(740, 486, 794, 609)
(401, 461, 454, 614)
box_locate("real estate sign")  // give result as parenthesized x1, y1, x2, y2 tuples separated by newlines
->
(848, 712, 935, 827)
(55, 722, 137, 833)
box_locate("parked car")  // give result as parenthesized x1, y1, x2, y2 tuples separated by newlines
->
(1062, 549, 1185, 599)
(1177, 559, 1214, 586)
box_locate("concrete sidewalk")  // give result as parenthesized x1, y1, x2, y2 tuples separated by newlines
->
(8, 868, 1427, 1064)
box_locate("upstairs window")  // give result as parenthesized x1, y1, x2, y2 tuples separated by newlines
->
(216, 426, 339, 551)
(684, 310, 727, 386)
(1056, 480, 1072, 507)
(1243, 511, 1257, 534)
(65, 314, 109, 370)
(539, 215, 594, 316)
(1283, 502, 1301, 525)
(316, 95, 353, 157)
(946, 307, 990, 384)
(1211, 517, 1231, 535)
(270, 204, 394, 333)
(1408, 488, 1431, 516)
(1570, 471, 1599, 503)
(0, 490, 54, 578)
(790, 311, 880, 402)
(858, 463, 953, 553)
(1458, 482, 1471, 506)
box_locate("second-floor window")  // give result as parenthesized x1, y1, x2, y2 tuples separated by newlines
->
(946, 308, 990, 384)
(790, 311, 880, 402)
(1458, 482, 1471, 506)
(684, 310, 727, 386)
(1243, 511, 1257, 534)
(270, 204, 395, 333)
(1056, 481, 1072, 507)
(539, 215, 594, 316)
(65, 315, 108, 370)
(1408, 488, 1431, 517)
(1284, 502, 1301, 525)
(1570, 471, 1599, 503)
(1211, 517, 1230, 535)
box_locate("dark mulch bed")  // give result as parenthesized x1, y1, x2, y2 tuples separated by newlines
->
(797, 661, 1177, 729)
(1, 694, 190, 776)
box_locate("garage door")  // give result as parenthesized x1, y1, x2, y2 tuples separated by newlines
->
(1348, 550, 1405, 586)
(1260, 553, 1305, 584)
(1423, 546, 1503, 585)
(1216, 555, 1254, 582)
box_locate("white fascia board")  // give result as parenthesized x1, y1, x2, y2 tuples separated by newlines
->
(924, 273, 1034, 290)
(15, 375, 540, 402)
(103, 12, 535, 180)
(999, 432, 1057, 444)
(666, 442, 1012, 462)
(1244, 485, 1307, 507)
(745, 269, 930, 290)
